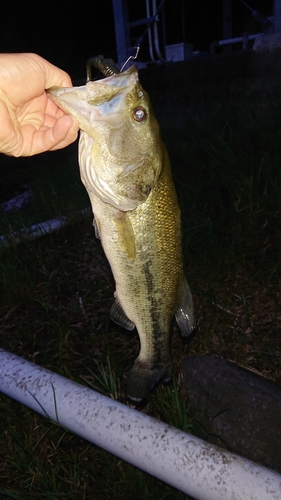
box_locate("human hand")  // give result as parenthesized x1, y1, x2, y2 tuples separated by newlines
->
(0, 53, 79, 157)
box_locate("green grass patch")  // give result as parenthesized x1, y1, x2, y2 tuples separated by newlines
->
(1, 83, 281, 498)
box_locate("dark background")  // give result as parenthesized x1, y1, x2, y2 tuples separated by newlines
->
(0, 0, 274, 79)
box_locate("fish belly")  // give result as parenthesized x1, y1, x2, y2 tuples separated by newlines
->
(86, 154, 183, 401)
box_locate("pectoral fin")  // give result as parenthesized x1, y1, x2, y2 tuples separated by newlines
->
(114, 212, 136, 261)
(175, 277, 195, 336)
(110, 295, 135, 331)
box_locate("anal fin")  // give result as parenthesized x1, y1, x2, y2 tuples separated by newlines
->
(175, 276, 195, 337)
(110, 296, 135, 331)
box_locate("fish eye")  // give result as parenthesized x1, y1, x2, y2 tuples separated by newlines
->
(133, 106, 147, 122)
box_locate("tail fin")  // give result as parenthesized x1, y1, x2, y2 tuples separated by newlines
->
(126, 359, 172, 403)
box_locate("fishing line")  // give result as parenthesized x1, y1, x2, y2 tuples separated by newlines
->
(136, 0, 166, 51)
(86, 0, 167, 77)
(120, 0, 167, 72)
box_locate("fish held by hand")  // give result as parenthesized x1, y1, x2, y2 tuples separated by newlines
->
(48, 65, 195, 402)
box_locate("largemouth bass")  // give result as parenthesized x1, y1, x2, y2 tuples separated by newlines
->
(48, 64, 195, 402)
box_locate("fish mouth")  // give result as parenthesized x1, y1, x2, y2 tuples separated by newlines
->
(48, 65, 158, 211)
(47, 66, 138, 136)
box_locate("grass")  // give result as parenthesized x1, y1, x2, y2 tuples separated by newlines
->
(1, 78, 281, 498)
(0, 145, 89, 236)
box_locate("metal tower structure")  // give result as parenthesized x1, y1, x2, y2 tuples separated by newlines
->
(112, 0, 281, 65)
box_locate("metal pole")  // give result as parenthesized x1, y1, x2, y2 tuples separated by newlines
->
(274, 0, 281, 32)
(112, 0, 130, 66)
(223, 0, 232, 54)
(210, 33, 262, 54)
(1, 349, 280, 500)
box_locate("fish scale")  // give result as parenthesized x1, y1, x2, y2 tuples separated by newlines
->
(83, 140, 186, 401)
(48, 65, 195, 402)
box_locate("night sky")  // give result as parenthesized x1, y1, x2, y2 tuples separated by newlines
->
(0, 0, 273, 79)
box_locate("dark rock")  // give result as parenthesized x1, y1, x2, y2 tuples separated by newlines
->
(180, 355, 281, 473)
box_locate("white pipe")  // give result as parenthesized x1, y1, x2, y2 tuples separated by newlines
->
(0, 217, 68, 246)
(0, 349, 280, 500)
(210, 33, 263, 54)
(1, 189, 33, 212)
(0, 208, 91, 246)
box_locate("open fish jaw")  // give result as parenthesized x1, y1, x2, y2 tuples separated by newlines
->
(48, 67, 140, 134)
(49, 67, 163, 211)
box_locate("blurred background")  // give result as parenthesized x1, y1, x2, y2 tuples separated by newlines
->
(0, 0, 274, 78)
